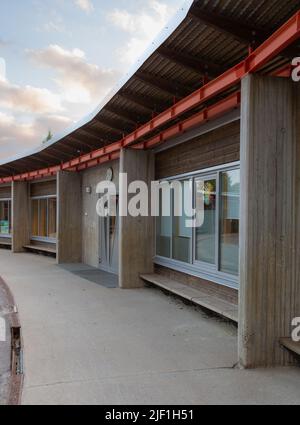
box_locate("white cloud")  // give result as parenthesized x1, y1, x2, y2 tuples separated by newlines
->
(108, 0, 175, 65)
(0, 58, 6, 80)
(75, 0, 94, 13)
(38, 10, 68, 34)
(0, 77, 63, 114)
(0, 111, 72, 159)
(42, 19, 66, 34)
(28, 44, 120, 104)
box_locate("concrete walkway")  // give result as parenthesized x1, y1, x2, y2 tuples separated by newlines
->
(0, 250, 299, 405)
(0, 278, 12, 405)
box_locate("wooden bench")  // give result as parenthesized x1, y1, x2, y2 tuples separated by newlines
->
(141, 273, 238, 323)
(280, 338, 300, 357)
(23, 245, 56, 255)
(0, 241, 11, 247)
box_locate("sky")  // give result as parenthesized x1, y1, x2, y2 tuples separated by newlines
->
(0, 0, 186, 160)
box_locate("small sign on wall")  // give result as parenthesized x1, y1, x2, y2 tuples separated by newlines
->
(0, 317, 6, 342)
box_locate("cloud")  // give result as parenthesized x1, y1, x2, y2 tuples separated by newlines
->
(0, 39, 9, 48)
(42, 16, 67, 34)
(107, 0, 176, 65)
(43, 21, 65, 32)
(36, 9, 70, 35)
(0, 111, 72, 159)
(28, 44, 120, 103)
(0, 76, 63, 114)
(74, 0, 94, 13)
(0, 58, 6, 80)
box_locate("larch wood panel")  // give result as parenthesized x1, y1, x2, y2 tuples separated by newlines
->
(30, 179, 56, 197)
(239, 75, 300, 368)
(57, 171, 82, 264)
(155, 121, 240, 179)
(12, 181, 30, 252)
(119, 148, 155, 289)
(0, 185, 11, 198)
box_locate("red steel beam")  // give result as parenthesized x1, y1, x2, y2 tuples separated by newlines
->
(120, 10, 300, 147)
(72, 92, 241, 171)
(0, 10, 299, 184)
(135, 92, 241, 150)
(270, 63, 293, 77)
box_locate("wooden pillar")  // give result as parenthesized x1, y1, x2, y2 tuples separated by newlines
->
(119, 148, 155, 289)
(12, 181, 30, 253)
(57, 171, 82, 264)
(239, 75, 300, 367)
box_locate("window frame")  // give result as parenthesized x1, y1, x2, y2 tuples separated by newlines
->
(0, 198, 12, 238)
(154, 161, 240, 290)
(30, 195, 57, 244)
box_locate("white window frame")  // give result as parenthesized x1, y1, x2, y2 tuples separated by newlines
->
(30, 195, 57, 244)
(154, 161, 240, 290)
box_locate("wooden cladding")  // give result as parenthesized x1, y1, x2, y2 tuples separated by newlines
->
(0, 185, 11, 199)
(239, 75, 300, 367)
(30, 179, 56, 197)
(155, 121, 240, 179)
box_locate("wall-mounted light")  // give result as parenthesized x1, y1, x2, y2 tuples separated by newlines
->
(85, 186, 92, 194)
(106, 167, 113, 182)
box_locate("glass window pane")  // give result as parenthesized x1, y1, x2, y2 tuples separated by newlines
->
(48, 198, 57, 239)
(195, 178, 217, 265)
(0, 201, 10, 235)
(172, 180, 192, 263)
(220, 169, 240, 275)
(156, 187, 171, 258)
(31, 200, 39, 237)
(9, 201, 11, 234)
(39, 199, 48, 237)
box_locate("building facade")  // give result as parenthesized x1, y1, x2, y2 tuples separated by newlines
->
(0, 0, 300, 368)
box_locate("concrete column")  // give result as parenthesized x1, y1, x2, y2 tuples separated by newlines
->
(119, 148, 155, 289)
(57, 171, 82, 264)
(239, 75, 300, 367)
(12, 181, 30, 253)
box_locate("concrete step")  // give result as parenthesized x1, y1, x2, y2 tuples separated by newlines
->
(280, 338, 300, 356)
(141, 273, 238, 323)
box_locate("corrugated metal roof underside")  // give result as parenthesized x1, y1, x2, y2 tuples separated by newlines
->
(0, 0, 299, 177)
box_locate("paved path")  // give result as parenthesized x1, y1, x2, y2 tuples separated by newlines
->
(0, 284, 10, 405)
(0, 250, 299, 405)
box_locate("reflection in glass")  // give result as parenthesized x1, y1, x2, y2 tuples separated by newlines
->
(31, 200, 39, 237)
(48, 198, 57, 239)
(0, 200, 11, 235)
(156, 188, 171, 258)
(195, 178, 217, 265)
(31, 197, 57, 239)
(39, 199, 48, 237)
(220, 170, 240, 275)
(172, 180, 192, 263)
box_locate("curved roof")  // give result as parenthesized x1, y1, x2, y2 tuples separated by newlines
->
(0, 0, 299, 178)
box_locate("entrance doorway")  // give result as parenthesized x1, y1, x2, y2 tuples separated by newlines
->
(99, 195, 119, 275)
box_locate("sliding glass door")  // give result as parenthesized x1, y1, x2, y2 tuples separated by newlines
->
(219, 169, 240, 275)
(194, 175, 217, 266)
